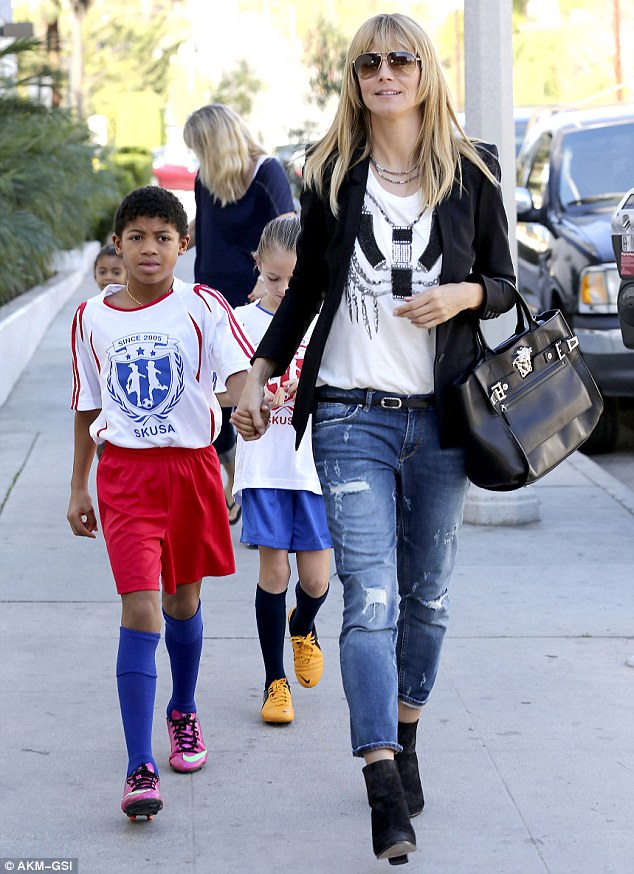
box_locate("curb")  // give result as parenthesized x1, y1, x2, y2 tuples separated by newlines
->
(0, 241, 100, 410)
(567, 449, 634, 516)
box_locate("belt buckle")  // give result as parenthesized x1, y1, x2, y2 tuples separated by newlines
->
(380, 396, 403, 409)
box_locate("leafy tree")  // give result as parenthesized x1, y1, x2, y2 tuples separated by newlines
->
(208, 59, 263, 120)
(15, 1, 184, 122)
(304, 15, 348, 110)
(0, 38, 120, 305)
(69, 0, 91, 115)
(82, 0, 185, 120)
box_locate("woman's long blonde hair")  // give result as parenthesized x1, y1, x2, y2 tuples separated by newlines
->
(183, 104, 266, 206)
(304, 13, 497, 216)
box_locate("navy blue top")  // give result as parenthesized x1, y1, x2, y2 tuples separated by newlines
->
(193, 157, 294, 308)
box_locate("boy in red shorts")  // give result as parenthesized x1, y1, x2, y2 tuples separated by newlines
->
(67, 186, 255, 820)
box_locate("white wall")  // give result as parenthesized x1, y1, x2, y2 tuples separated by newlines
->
(0, 243, 100, 410)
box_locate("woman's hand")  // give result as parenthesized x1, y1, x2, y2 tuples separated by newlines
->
(393, 281, 484, 328)
(231, 371, 273, 440)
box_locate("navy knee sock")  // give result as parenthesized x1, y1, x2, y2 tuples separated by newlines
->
(289, 581, 329, 637)
(116, 626, 160, 776)
(255, 586, 287, 688)
(164, 600, 203, 718)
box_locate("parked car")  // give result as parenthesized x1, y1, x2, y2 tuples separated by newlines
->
(512, 106, 548, 156)
(273, 143, 308, 210)
(151, 146, 198, 191)
(515, 103, 634, 452)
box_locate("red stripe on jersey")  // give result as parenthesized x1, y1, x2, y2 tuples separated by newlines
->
(70, 302, 88, 409)
(90, 332, 101, 373)
(189, 314, 203, 381)
(194, 283, 255, 358)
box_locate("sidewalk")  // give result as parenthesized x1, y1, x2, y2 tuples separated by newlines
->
(0, 269, 633, 874)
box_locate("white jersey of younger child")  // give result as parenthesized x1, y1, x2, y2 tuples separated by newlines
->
(71, 277, 252, 448)
(232, 301, 321, 502)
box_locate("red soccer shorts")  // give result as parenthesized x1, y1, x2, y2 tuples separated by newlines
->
(97, 443, 235, 595)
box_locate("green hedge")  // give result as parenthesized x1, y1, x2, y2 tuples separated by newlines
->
(0, 96, 124, 306)
(91, 146, 154, 244)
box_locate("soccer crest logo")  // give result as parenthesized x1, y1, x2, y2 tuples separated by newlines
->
(106, 333, 184, 424)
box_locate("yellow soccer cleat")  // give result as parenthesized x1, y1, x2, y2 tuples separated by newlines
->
(261, 678, 294, 724)
(288, 608, 324, 688)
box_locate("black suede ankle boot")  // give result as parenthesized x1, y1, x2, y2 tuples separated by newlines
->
(362, 759, 416, 865)
(395, 720, 424, 817)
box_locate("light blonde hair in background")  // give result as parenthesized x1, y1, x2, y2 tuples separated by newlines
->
(183, 104, 266, 207)
(304, 13, 497, 217)
(254, 215, 301, 263)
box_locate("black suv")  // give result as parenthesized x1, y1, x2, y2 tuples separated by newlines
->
(515, 104, 634, 452)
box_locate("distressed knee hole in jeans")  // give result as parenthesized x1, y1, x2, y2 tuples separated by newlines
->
(422, 588, 448, 611)
(329, 480, 370, 496)
(362, 586, 388, 622)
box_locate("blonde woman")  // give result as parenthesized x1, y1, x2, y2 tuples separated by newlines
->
(184, 104, 294, 523)
(233, 13, 516, 865)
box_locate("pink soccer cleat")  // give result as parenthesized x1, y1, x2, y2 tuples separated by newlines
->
(121, 762, 163, 821)
(166, 709, 208, 773)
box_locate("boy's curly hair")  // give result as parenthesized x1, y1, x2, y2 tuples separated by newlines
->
(113, 186, 189, 238)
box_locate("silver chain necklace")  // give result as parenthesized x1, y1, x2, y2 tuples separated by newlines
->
(370, 155, 418, 185)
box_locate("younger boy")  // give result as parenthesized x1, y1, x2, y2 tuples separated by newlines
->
(67, 186, 255, 820)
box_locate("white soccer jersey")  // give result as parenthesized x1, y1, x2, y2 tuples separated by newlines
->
(232, 301, 322, 500)
(71, 278, 252, 448)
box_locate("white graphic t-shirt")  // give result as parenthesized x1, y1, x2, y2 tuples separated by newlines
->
(71, 277, 252, 448)
(317, 170, 442, 394)
(232, 301, 322, 501)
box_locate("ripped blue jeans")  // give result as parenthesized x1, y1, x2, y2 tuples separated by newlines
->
(312, 390, 468, 756)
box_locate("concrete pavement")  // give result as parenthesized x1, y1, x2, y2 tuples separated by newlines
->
(0, 266, 633, 874)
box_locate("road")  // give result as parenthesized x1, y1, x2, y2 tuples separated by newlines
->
(588, 405, 634, 492)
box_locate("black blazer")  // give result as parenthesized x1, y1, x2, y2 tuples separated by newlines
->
(255, 146, 516, 448)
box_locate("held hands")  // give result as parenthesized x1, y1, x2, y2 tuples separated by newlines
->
(231, 379, 271, 441)
(67, 489, 98, 538)
(393, 281, 484, 329)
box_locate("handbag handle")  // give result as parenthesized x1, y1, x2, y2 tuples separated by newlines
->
(474, 287, 538, 359)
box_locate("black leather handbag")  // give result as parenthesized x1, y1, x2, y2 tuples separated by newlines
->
(454, 290, 604, 491)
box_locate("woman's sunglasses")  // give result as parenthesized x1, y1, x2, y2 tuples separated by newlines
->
(353, 51, 421, 80)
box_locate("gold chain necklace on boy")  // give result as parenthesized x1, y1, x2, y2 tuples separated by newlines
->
(125, 283, 173, 307)
(125, 284, 146, 307)
(370, 155, 419, 185)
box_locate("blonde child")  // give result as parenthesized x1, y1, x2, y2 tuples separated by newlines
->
(232, 216, 331, 724)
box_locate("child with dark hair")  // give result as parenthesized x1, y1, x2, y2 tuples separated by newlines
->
(67, 185, 254, 820)
(93, 243, 127, 291)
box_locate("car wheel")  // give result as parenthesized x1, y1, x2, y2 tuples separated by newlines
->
(580, 397, 619, 455)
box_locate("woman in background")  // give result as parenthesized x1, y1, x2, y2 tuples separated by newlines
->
(184, 104, 295, 523)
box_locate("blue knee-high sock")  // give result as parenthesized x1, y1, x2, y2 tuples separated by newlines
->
(255, 586, 287, 688)
(163, 601, 203, 717)
(290, 581, 329, 637)
(116, 626, 160, 776)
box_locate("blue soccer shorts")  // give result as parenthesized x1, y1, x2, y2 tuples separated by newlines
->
(240, 488, 332, 552)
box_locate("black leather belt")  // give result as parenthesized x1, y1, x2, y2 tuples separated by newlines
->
(315, 390, 435, 410)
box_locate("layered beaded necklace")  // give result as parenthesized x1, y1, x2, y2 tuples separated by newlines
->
(370, 154, 419, 185)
